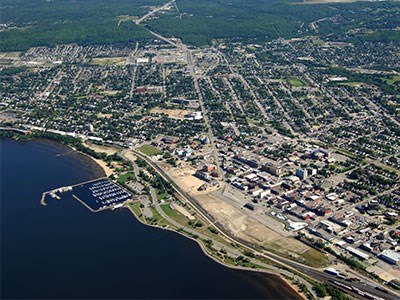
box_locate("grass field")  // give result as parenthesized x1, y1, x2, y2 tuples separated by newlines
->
(137, 144, 162, 156)
(160, 203, 177, 218)
(339, 82, 363, 87)
(117, 15, 138, 21)
(383, 75, 400, 86)
(90, 57, 126, 66)
(117, 172, 136, 184)
(299, 248, 329, 268)
(312, 39, 326, 46)
(157, 190, 168, 201)
(149, 206, 172, 227)
(288, 78, 306, 87)
(128, 202, 143, 220)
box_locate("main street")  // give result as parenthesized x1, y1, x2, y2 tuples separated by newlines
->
(129, 2, 400, 299)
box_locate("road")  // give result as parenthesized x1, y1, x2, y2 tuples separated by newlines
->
(136, 5, 222, 175)
(132, 149, 399, 300)
(135, 0, 175, 25)
(146, 178, 317, 298)
(129, 2, 400, 298)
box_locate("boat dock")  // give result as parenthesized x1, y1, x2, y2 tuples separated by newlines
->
(40, 177, 134, 212)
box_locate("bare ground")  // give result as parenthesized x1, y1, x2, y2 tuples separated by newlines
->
(162, 163, 221, 195)
(84, 142, 119, 156)
(90, 57, 127, 66)
(150, 108, 193, 119)
(194, 192, 329, 267)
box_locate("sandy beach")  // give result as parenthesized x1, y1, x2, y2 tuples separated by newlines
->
(80, 142, 120, 176)
(281, 277, 308, 300)
(91, 157, 114, 177)
(67, 144, 114, 177)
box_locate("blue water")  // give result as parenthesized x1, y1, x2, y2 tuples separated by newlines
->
(1, 139, 301, 299)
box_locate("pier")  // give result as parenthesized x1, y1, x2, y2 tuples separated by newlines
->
(40, 177, 134, 212)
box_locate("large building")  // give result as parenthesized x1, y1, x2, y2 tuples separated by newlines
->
(295, 168, 308, 180)
(262, 163, 282, 177)
(379, 250, 400, 265)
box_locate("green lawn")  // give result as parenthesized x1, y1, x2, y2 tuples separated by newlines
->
(383, 75, 400, 86)
(340, 82, 363, 87)
(117, 172, 136, 184)
(313, 39, 326, 46)
(288, 78, 305, 87)
(160, 203, 177, 218)
(299, 248, 329, 268)
(148, 206, 172, 227)
(137, 144, 162, 156)
(156, 189, 168, 201)
(128, 202, 143, 220)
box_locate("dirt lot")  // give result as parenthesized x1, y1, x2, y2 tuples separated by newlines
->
(194, 192, 329, 267)
(123, 151, 137, 163)
(150, 108, 193, 119)
(90, 57, 127, 66)
(162, 163, 220, 195)
(163, 164, 206, 193)
(96, 113, 113, 119)
(84, 142, 119, 155)
(367, 263, 400, 282)
(0, 112, 18, 123)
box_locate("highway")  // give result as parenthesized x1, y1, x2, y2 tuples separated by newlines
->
(130, 1, 400, 298)
(135, 0, 175, 25)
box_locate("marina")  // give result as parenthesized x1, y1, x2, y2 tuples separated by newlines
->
(40, 178, 134, 212)
(3, 139, 302, 299)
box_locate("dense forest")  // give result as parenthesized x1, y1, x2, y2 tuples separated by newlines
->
(0, 0, 163, 51)
(146, 0, 400, 46)
(1, 0, 399, 50)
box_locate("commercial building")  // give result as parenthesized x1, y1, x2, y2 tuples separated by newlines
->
(295, 168, 308, 180)
(379, 250, 400, 265)
(346, 246, 370, 260)
(262, 163, 282, 176)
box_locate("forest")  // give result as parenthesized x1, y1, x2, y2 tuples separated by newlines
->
(0, 0, 163, 51)
(1, 0, 399, 50)
(146, 0, 400, 46)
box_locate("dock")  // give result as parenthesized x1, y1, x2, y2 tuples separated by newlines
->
(40, 177, 135, 212)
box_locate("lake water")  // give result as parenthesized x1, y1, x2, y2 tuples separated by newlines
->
(1, 139, 301, 299)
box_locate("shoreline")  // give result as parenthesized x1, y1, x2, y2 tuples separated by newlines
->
(0, 134, 114, 177)
(62, 142, 115, 177)
(124, 205, 307, 300)
(2, 135, 307, 299)
(89, 156, 114, 177)
(64, 138, 308, 300)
